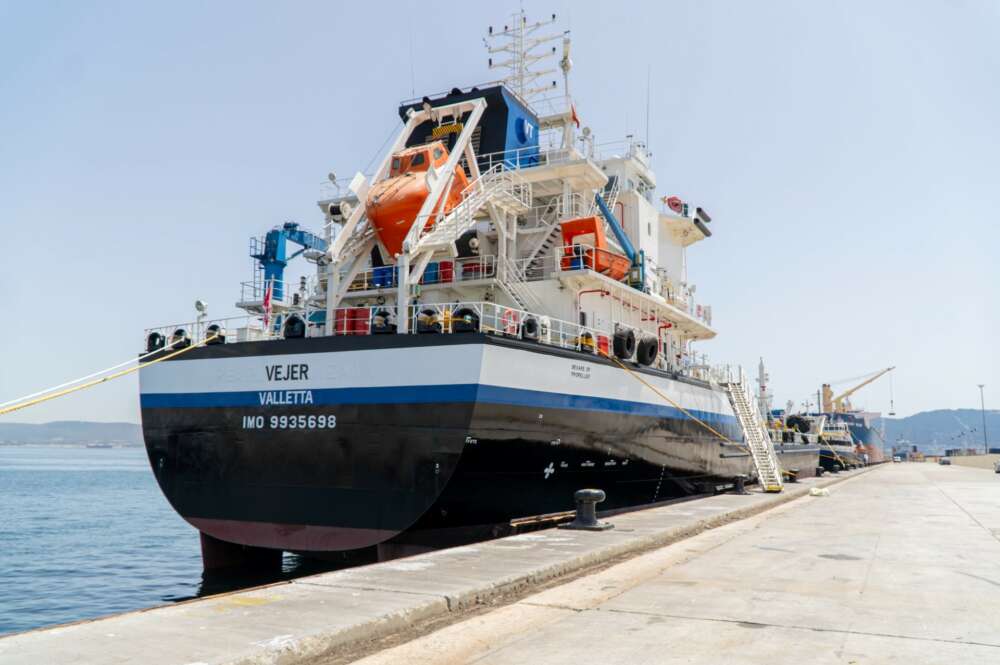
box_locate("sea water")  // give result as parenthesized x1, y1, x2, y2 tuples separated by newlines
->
(0, 445, 334, 635)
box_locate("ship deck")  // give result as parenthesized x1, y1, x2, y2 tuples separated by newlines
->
(5, 464, 998, 664)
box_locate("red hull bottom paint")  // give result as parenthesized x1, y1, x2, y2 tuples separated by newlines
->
(188, 517, 399, 552)
(199, 532, 282, 572)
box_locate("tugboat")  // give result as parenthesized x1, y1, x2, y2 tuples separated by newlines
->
(138, 12, 785, 569)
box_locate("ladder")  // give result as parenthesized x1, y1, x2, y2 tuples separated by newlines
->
(496, 256, 545, 313)
(723, 369, 783, 492)
(523, 225, 561, 280)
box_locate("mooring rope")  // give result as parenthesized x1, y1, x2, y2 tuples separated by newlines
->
(0, 344, 182, 410)
(596, 347, 736, 444)
(0, 336, 217, 418)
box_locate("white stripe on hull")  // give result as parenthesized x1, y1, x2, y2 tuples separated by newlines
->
(139, 341, 735, 419)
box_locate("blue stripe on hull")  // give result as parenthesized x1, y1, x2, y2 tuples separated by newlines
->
(140, 383, 738, 427)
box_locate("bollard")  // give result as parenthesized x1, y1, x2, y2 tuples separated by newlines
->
(732, 474, 750, 495)
(787, 468, 800, 483)
(559, 489, 614, 531)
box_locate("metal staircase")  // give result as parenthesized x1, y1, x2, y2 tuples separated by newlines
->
(413, 165, 531, 256)
(524, 225, 562, 279)
(496, 256, 545, 313)
(591, 174, 621, 215)
(723, 368, 783, 493)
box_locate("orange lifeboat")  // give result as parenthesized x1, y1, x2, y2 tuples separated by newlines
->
(365, 141, 470, 257)
(559, 216, 632, 281)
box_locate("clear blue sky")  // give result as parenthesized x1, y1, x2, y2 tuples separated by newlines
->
(1, 0, 996, 423)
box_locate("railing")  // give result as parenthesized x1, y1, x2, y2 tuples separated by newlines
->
(239, 276, 324, 307)
(343, 255, 497, 292)
(476, 144, 583, 174)
(410, 164, 531, 253)
(144, 314, 276, 347)
(145, 300, 715, 380)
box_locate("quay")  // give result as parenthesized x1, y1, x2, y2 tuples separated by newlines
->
(5, 464, 998, 664)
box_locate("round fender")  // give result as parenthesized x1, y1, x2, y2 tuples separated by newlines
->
(521, 316, 540, 341)
(451, 307, 480, 333)
(283, 316, 306, 339)
(636, 336, 658, 366)
(613, 328, 636, 360)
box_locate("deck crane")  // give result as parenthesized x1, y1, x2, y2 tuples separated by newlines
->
(821, 367, 895, 414)
(252, 222, 328, 301)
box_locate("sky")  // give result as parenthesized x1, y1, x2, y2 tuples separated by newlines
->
(0, 0, 997, 424)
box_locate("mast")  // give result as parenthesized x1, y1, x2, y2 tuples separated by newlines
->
(485, 11, 561, 101)
(756, 357, 772, 418)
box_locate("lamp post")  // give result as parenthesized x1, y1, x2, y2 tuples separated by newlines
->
(978, 384, 988, 455)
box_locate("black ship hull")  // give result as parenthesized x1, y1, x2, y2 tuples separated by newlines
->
(140, 334, 754, 559)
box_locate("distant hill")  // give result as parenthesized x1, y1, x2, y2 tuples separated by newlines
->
(881, 409, 1000, 454)
(0, 421, 143, 446)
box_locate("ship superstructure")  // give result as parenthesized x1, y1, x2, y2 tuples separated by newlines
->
(138, 13, 784, 568)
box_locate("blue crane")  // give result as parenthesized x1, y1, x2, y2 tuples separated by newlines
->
(252, 222, 328, 300)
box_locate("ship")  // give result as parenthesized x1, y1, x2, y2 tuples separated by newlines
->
(819, 367, 894, 464)
(138, 13, 792, 569)
(754, 359, 821, 477)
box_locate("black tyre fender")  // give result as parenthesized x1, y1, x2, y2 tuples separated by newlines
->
(613, 328, 636, 360)
(636, 336, 658, 365)
(521, 316, 540, 341)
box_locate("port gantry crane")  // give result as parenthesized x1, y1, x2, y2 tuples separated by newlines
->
(821, 366, 896, 414)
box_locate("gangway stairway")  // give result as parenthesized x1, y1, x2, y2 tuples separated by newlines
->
(722, 370, 784, 493)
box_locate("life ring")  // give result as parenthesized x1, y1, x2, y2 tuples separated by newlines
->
(501, 308, 519, 336)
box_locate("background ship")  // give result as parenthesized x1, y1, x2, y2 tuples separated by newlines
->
(820, 367, 895, 463)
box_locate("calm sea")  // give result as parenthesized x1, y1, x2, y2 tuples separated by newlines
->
(0, 445, 336, 636)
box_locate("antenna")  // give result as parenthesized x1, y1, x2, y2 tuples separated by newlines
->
(407, 3, 416, 97)
(484, 10, 564, 101)
(645, 65, 651, 146)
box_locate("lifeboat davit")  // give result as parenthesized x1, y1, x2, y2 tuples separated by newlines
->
(365, 141, 470, 257)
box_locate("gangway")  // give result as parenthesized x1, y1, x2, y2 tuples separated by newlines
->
(723, 368, 784, 492)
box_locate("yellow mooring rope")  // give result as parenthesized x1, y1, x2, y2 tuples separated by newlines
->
(590, 341, 795, 484)
(595, 346, 736, 444)
(0, 335, 218, 418)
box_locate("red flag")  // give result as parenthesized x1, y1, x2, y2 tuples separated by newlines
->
(262, 279, 273, 328)
(570, 104, 580, 128)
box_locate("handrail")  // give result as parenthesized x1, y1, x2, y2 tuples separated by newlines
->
(146, 299, 714, 380)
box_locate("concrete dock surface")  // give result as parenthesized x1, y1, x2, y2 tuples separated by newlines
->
(353, 463, 1000, 665)
(4, 463, 997, 664)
